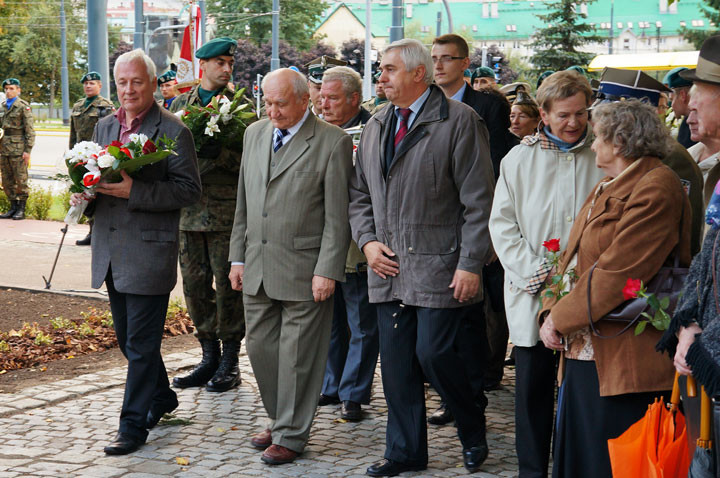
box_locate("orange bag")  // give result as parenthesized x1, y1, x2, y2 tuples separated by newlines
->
(608, 372, 691, 478)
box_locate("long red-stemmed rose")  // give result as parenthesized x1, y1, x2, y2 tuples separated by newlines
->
(620, 278, 671, 335)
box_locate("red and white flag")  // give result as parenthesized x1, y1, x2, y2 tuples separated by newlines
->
(176, 3, 202, 92)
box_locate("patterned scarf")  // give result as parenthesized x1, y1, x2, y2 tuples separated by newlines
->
(705, 179, 720, 229)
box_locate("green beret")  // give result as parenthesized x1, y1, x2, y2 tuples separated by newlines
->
(566, 65, 586, 76)
(2, 78, 20, 88)
(464, 69, 472, 78)
(473, 67, 495, 79)
(157, 70, 177, 86)
(536, 70, 555, 89)
(81, 71, 101, 83)
(195, 37, 237, 59)
(305, 56, 348, 84)
(662, 67, 693, 89)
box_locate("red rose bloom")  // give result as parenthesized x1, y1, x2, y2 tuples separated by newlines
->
(110, 140, 124, 148)
(142, 139, 157, 155)
(120, 147, 133, 158)
(622, 278, 643, 301)
(542, 238, 561, 253)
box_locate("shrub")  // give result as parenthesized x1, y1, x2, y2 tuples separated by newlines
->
(26, 187, 54, 220)
(0, 190, 9, 213)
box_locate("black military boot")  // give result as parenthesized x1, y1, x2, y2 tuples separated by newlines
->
(0, 200, 17, 219)
(172, 339, 220, 388)
(206, 340, 241, 392)
(12, 200, 25, 220)
(76, 221, 93, 246)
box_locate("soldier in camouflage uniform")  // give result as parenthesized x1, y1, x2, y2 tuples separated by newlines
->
(157, 70, 178, 110)
(70, 72, 115, 245)
(169, 38, 245, 393)
(0, 78, 35, 221)
(360, 71, 388, 116)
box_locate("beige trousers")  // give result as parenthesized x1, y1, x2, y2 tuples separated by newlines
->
(243, 285, 333, 453)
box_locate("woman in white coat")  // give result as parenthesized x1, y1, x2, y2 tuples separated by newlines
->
(489, 70, 604, 478)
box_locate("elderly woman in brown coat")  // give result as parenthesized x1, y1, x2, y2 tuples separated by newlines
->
(537, 99, 692, 478)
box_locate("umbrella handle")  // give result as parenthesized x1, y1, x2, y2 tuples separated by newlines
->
(698, 386, 713, 449)
(671, 371, 681, 409)
(687, 375, 698, 398)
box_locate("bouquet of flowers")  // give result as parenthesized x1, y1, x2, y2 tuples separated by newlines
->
(63, 134, 176, 224)
(176, 87, 256, 154)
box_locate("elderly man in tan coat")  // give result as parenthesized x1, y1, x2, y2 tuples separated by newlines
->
(228, 68, 352, 466)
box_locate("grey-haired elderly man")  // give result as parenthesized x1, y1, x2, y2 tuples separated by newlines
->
(349, 38, 495, 476)
(71, 49, 201, 455)
(317, 65, 378, 422)
(228, 68, 353, 466)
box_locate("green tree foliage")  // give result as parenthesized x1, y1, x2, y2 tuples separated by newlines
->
(680, 0, 720, 48)
(0, 0, 86, 110)
(528, 0, 603, 71)
(208, 0, 328, 51)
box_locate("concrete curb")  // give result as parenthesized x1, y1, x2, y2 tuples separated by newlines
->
(0, 285, 108, 301)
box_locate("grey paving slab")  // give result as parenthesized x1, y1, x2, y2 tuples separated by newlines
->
(0, 348, 522, 477)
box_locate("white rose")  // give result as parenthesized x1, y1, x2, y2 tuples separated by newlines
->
(128, 133, 148, 145)
(97, 153, 115, 169)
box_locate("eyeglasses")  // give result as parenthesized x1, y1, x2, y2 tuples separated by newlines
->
(431, 55, 466, 65)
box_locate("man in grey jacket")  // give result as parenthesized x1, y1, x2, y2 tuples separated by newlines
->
(349, 39, 495, 476)
(71, 49, 201, 455)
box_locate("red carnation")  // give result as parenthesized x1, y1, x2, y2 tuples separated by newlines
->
(82, 174, 100, 187)
(622, 278, 643, 301)
(142, 139, 157, 155)
(542, 238, 560, 253)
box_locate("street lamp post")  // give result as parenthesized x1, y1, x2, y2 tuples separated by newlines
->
(271, 0, 280, 70)
(656, 21, 662, 53)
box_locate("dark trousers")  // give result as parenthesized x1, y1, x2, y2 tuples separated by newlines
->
(515, 342, 558, 478)
(483, 261, 508, 386)
(377, 302, 486, 465)
(457, 302, 489, 407)
(321, 271, 379, 404)
(106, 271, 175, 440)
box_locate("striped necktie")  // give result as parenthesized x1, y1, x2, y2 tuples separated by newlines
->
(273, 128, 289, 152)
(394, 108, 412, 148)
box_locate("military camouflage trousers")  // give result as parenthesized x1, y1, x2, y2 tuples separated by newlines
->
(179, 230, 245, 342)
(0, 155, 29, 200)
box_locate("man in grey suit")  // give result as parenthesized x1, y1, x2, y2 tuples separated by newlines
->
(71, 49, 201, 455)
(228, 68, 353, 465)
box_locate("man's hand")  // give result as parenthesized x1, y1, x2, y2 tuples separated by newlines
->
(229, 264, 244, 291)
(95, 170, 133, 199)
(674, 323, 702, 375)
(69, 192, 92, 206)
(22, 152, 30, 166)
(312, 275, 335, 302)
(362, 241, 399, 279)
(449, 269, 480, 303)
(539, 313, 564, 351)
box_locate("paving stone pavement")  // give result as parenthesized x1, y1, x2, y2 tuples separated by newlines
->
(0, 349, 520, 478)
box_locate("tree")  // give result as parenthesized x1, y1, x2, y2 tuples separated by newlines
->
(109, 41, 133, 100)
(528, 0, 604, 71)
(208, 0, 328, 51)
(680, 0, 720, 48)
(340, 39, 366, 74)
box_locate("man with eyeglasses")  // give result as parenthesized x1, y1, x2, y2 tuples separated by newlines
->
(426, 33, 518, 428)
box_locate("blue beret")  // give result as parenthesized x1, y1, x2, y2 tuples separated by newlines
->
(662, 67, 693, 89)
(81, 72, 101, 83)
(2, 78, 20, 88)
(157, 70, 177, 86)
(195, 37, 237, 59)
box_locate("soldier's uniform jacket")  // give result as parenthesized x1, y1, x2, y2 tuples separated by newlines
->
(69, 96, 115, 148)
(170, 85, 240, 232)
(0, 97, 34, 157)
(360, 97, 388, 116)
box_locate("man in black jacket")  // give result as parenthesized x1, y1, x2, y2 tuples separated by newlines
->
(429, 33, 516, 425)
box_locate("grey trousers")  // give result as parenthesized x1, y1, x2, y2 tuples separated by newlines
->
(243, 286, 333, 453)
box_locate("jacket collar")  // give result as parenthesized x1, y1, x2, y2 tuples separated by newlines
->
(371, 84, 449, 129)
(532, 121, 595, 152)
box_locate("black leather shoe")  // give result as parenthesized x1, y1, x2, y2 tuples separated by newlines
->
(103, 432, 146, 455)
(206, 340, 241, 392)
(366, 459, 426, 477)
(0, 200, 17, 219)
(483, 381, 504, 392)
(341, 400, 362, 421)
(76, 233, 91, 246)
(146, 395, 179, 429)
(172, 339, 220, 388)
(427, 402, 454, 425)
(463, 442, 489, 473)
(318, 394, 340, 406)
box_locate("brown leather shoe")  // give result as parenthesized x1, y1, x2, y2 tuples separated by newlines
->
(261, 444, 299, 465)
(250, 428, 272, 449)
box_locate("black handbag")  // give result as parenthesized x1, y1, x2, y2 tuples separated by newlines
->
(586, 193, 688, 339)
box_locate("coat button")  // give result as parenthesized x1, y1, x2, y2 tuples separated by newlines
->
(262, 239, 267, 244)
(566, 215, 572, 222)
(566, 155, 573, 161)
(262, 212, 267, 217)
(109, 227, 116, 232)
(408, 246, 413, 252)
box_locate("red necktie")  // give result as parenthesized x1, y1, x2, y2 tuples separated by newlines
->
(394, 108, 412, 148)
